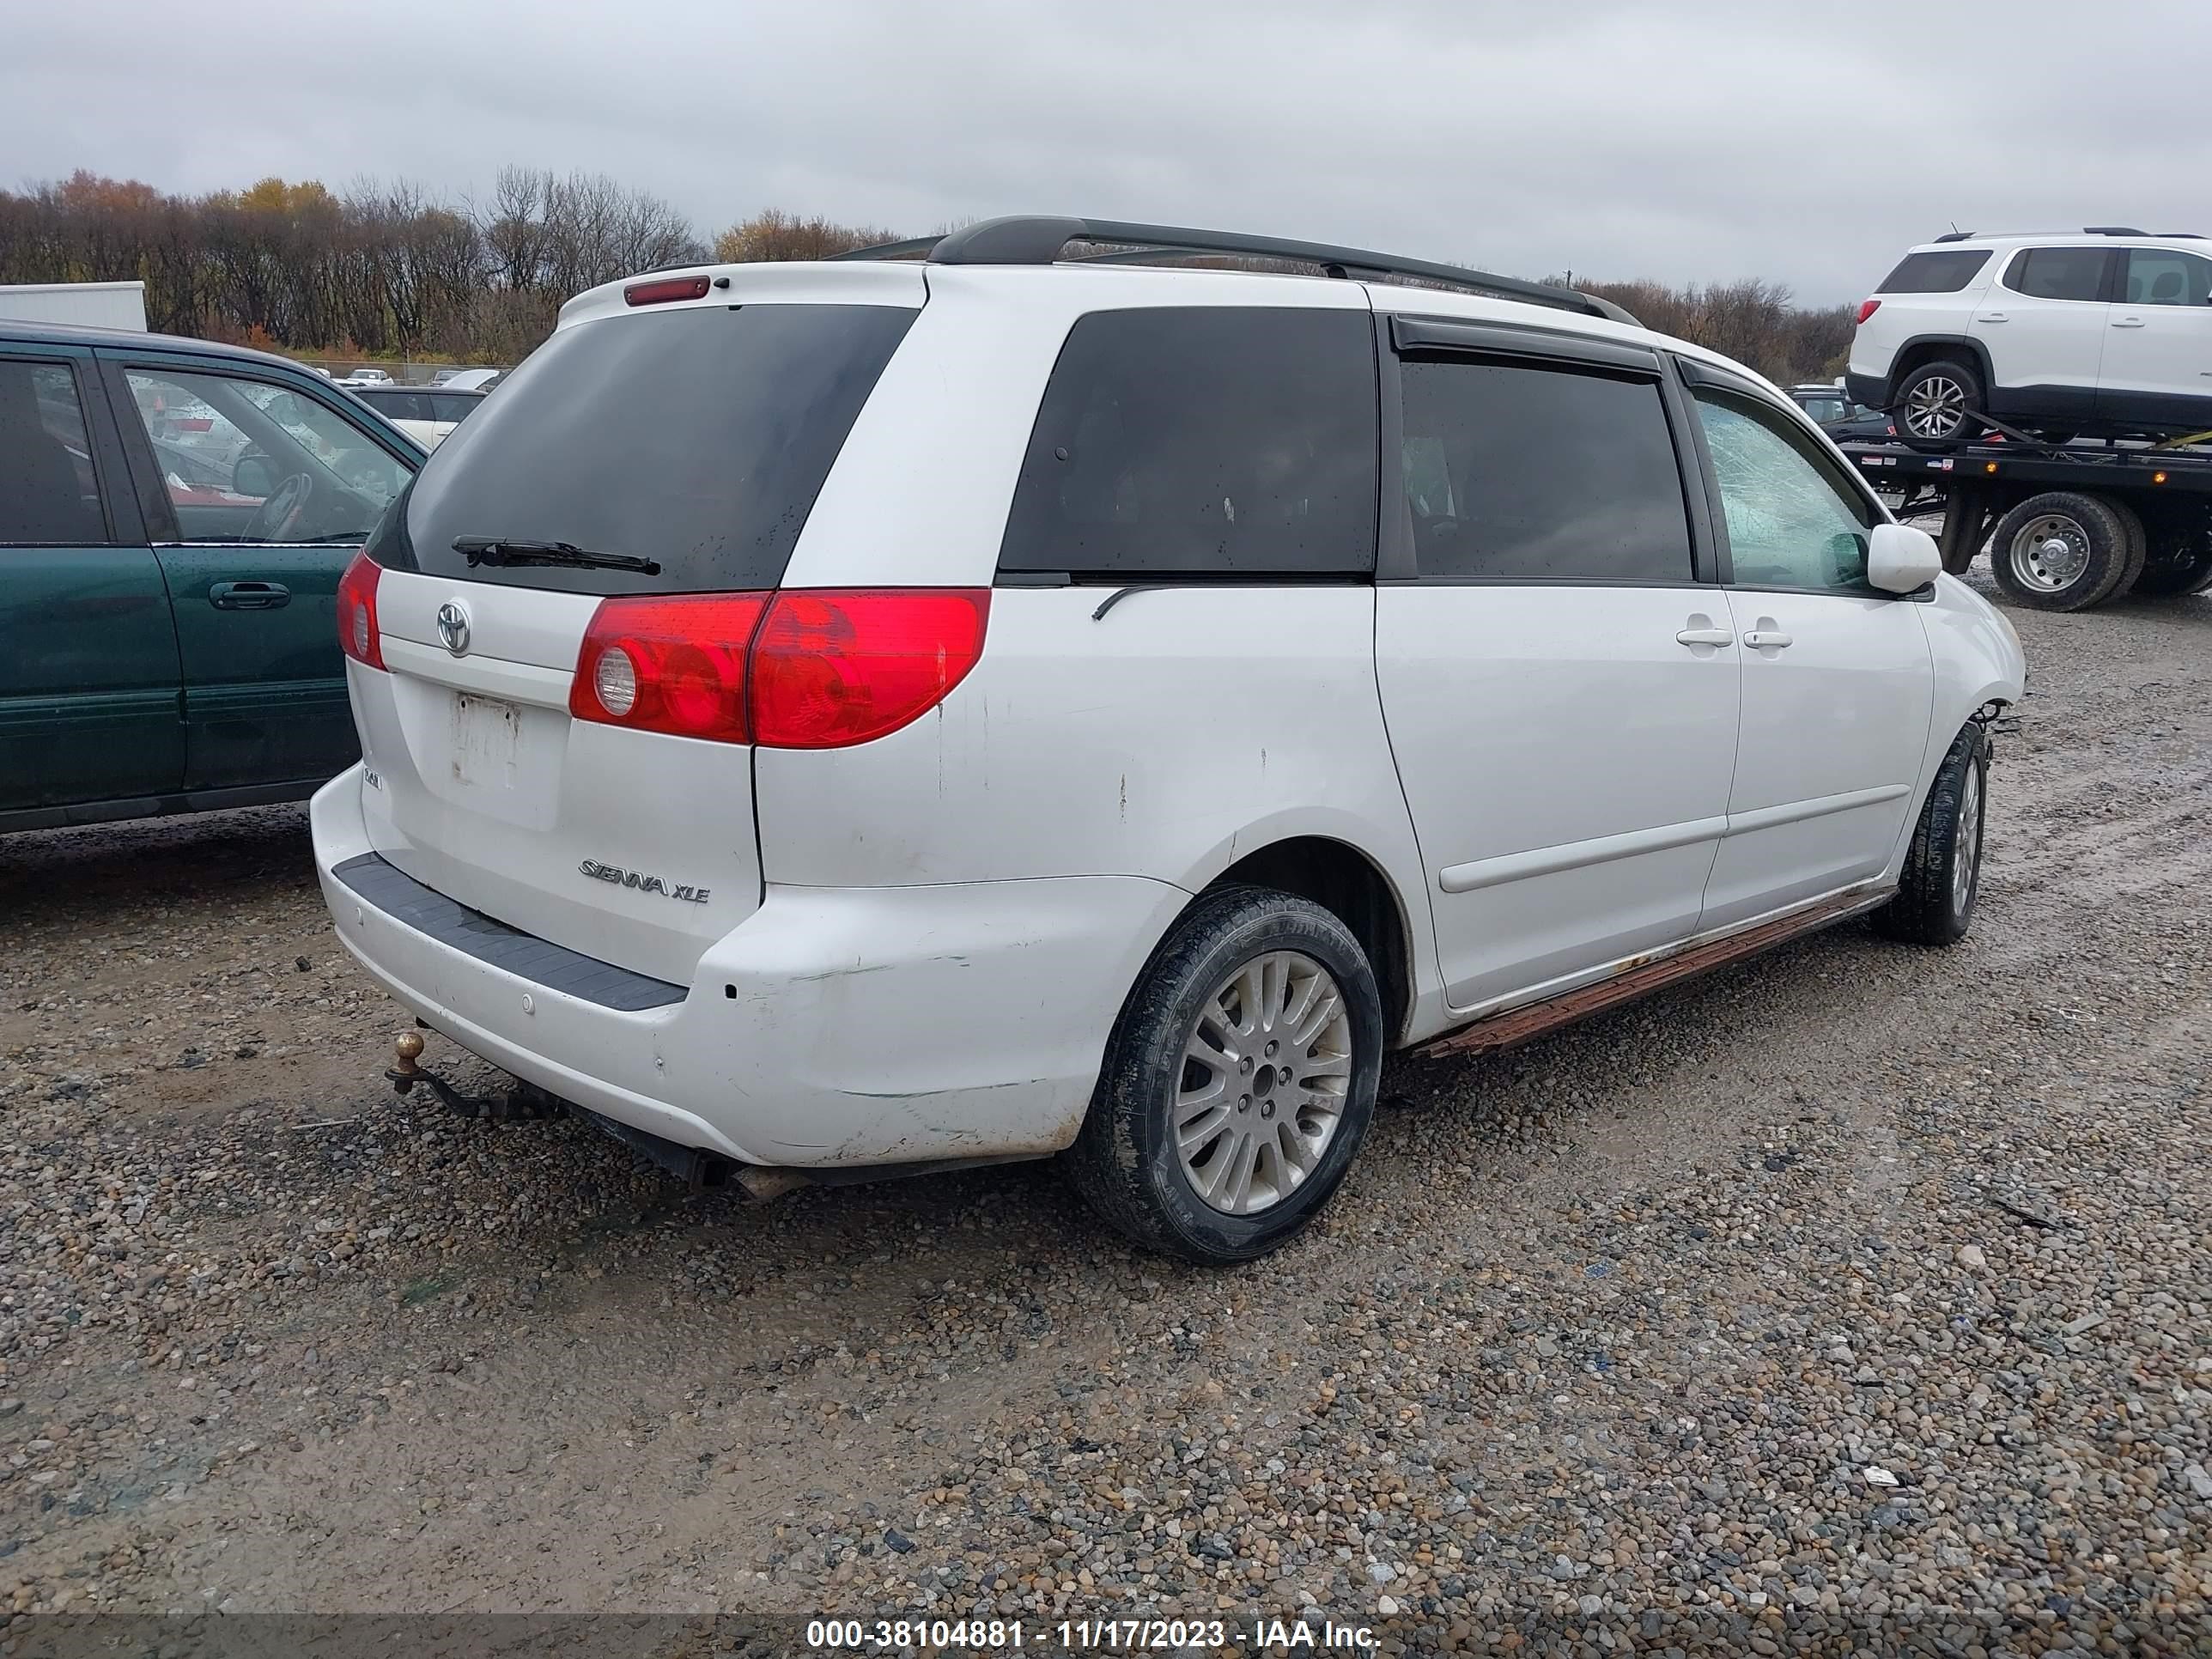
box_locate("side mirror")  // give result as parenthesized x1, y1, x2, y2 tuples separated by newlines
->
(1868, 521, 1942, 593)
(233, 453, 278, 498)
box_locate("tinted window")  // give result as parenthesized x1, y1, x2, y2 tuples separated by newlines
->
(428, 392, 482, 422)
(1395, 358, 1692, 582)
(1875, 249, 1992, 294)
(367, 390, 429, 422)
(1795, 395, 1846, 423)
(997, 307, 1377, 577)
(2124, 247, 2212, 307)
(0, 360, 105, 544)
(2004, 247, 2109, 302)
(383, 303, 915, 594)
(1694, 391, 1877, 593)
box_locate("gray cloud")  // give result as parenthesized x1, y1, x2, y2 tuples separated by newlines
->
(6, 0, 2203, 304)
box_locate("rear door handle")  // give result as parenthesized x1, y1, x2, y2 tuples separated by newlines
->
(209, 580, 291, 611)
(1978, 311, 2008, 323)
(1675, 627, 1733, 647)
(2112, 316, 2147, 328)
(1742, 629, 1793, 649)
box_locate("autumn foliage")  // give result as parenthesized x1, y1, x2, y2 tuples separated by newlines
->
(2, 172, 1852, 381)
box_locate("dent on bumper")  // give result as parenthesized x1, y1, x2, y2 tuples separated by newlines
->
(310, 767, 1187, 1168)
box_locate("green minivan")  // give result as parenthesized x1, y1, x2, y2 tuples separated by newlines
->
(0, 323, 424, 832)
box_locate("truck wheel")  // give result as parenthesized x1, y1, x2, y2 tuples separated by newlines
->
(1893, 360, 1984, 451)
(1988, 492, 2136, 611)
(2129, 518, 2212, 596)
(2100, 498, 2150, 602)
(1068, 884, 1382, 1266)
(1872, 722, 1990, 948)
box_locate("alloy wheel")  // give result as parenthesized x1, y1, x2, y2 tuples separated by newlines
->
(1172, 951, 1354, 1216)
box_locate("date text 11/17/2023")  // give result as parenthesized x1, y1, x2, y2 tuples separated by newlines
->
(804, 1615, 1380, 1650)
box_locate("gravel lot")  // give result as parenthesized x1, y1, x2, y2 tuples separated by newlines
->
(3, 580, 2208, 1651)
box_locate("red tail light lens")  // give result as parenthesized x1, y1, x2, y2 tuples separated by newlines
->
(336, 551, 384, 671)
(750, 590, 991, 749)
(568, 593, 769, 744)
(1856, 298, 1882, 325)
(623, 275, 712, 307)
(567, 588, 989, 748)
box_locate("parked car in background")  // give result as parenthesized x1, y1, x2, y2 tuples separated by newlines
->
(336, 367, 394, 387)
(1787, 383, 1893, 444)
(313, 218, 2022, 1265)
(348, 385, 487, 449)
(1787, 384, 1853, 424)
(437, 367, 504, 392)
(1849, 228, 2212, 447)
(0, 320, 423, 832)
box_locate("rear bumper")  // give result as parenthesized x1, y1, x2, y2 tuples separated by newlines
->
(1845, 371, 1890, 410)
(312, 765, 1188, 1168)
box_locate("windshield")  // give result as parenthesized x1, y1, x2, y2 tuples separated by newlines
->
(376, 302, 916, 595)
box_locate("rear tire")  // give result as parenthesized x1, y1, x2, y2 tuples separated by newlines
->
(1893, 360, 1985, 452)
(2105, 498, 2149, 602)
(1987, 492, 2136, 611)
(1067, 884, 1382, 1266)
(1872, 723, 1990, 948)
(2129, 514, 2212, 596)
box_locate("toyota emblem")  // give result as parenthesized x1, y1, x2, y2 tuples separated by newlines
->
(435, 600, 471, 656)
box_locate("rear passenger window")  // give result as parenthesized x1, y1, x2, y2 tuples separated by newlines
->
(997, 308, 1377, 578)
(1395, 358, 1692, 582)
(2004, 247, 2109, 302)
(1875, 249, 1992, 294)
(0, 360, 106, 544)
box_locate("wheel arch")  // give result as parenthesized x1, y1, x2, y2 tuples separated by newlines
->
(1889, 335, 1994, 395)
(1190, 835, 1420, 1048)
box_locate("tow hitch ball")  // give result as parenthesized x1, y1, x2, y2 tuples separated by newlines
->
(386, 1030, 561, 1121)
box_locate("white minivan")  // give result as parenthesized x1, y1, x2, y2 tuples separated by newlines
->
(315, 217, 2024, 1263)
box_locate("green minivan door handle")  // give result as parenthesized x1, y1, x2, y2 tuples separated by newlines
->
(208, 580, 291, 611)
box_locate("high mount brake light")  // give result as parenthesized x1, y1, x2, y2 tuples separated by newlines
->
(567, 589, 991, 748)
(623, 276, 712, 307)
(336, 551, 384, 670)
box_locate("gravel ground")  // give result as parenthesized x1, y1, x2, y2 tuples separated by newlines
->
(2, 580, 2209, 1653)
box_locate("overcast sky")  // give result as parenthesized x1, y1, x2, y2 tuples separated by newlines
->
(7, 0, 2204, 306)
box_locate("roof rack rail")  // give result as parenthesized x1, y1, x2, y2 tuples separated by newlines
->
(2083, 225, 2148, 236)
(833, 216, 1639, 326)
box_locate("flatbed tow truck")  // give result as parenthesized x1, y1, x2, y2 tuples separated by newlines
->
(1838, 418, 2212, 611)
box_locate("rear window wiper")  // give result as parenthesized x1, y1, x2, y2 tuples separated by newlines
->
(452, 537, 662, 575)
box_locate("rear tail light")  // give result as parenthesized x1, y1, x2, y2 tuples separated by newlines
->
(568, 593, 769, 744)
(623, 275, 712, 307)
(565, 588, 990, 748)
(1856, 298, 1882, 325)
(336, 551, 384, 670)
(750, 590, 991, 749)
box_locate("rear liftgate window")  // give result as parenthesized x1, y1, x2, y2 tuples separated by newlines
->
(372, 302, 916, 593)
(997, 307, 1379, 579)
(1875, 249, 1993, 294)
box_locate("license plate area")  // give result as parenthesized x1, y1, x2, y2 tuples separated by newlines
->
(449, 692, 524, 791)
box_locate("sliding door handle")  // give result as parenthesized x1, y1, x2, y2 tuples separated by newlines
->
(1742, 629, 1793, 649)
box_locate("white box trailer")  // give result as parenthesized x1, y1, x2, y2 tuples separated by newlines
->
(0, 281, 148, 331)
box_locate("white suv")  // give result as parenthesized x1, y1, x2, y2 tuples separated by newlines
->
(1848, 228, 2212, 446)
(313, 216, 2025, 1264)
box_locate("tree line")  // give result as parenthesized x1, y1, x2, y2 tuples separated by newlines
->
(0, 172, 1852, 382)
